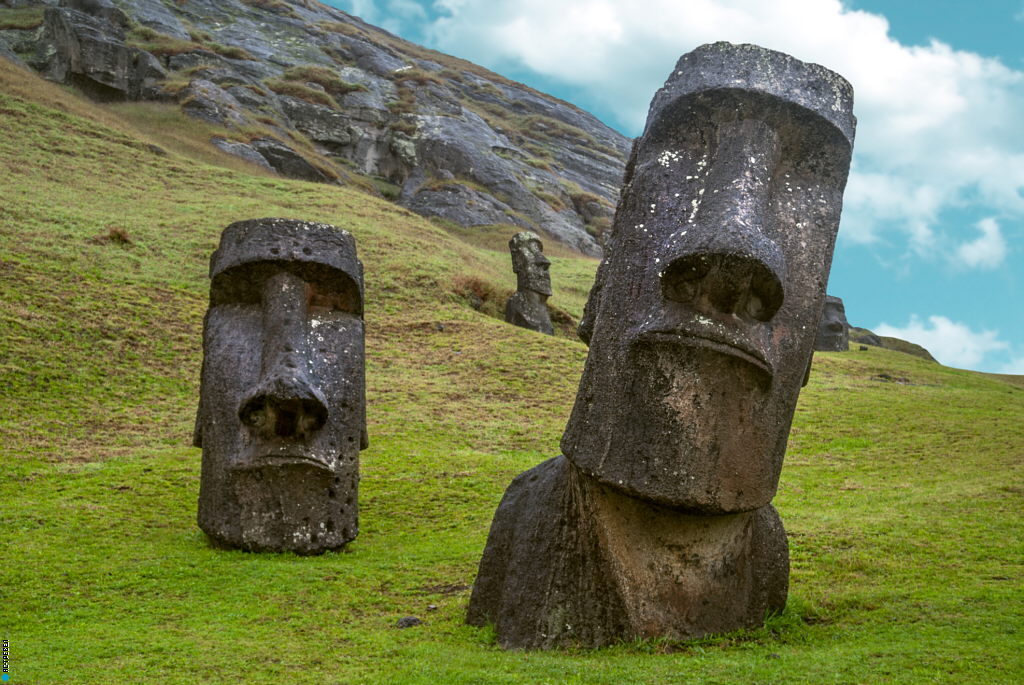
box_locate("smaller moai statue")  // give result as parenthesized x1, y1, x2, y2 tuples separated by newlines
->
(814, 295, 850, 351)
(194, 218, 367, 554)
(504, 231, 554, 335)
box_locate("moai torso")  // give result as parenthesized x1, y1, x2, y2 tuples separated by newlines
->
(468, 42, 856, 648)
(195, 218, 367, 554)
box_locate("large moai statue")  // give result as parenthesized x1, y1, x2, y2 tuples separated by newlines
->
(814, 295, 850, 351)
(194, 218, 367, 554)
(467, 43, 855, 648)
(504, 231, 554, 335)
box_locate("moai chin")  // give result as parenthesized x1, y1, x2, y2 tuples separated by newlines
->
(467, 42, 855, 648)
(814, 295, 850, 351)
(194, 218, 367, 554)
(504, 231, 554, 335)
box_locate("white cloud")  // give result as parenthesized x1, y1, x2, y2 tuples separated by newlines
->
(420, 0, 1024, 262)
(999, 356, 1024, 374)
(875, 315, 1009, 369)
(334, 0, 426, 34)
(342, 0, 381, 23)
(955, 217, 1008, 269)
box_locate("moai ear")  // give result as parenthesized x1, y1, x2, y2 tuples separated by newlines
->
(579, 139, 640, 346)
(578, 237, 616, 346)
(192, 410, 203, 448)
(577, 275, 602, 346)
(802, 353, 813, 387)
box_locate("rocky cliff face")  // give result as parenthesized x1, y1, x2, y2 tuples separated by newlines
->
(0, 0, 629, 255)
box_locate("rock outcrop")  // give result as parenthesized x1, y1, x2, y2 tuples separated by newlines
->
(850, 326, 938, 362)
(1, 0, 630, 255)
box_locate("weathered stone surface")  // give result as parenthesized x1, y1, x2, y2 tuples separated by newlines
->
(404, 181, 526, 229)
(250, 137, 331, 183)
(333, 33, 407, 77)
(849, 326, 882, 347)
(468, 42, 855, 649)
(195, 218, 367, 554)
(504, 231, 554, 335)
(210, 136, 273, 171)
(279, 95, 353, 146)
(60, 0, 128, 29)
(467, 456, 788, 649)
(43, 6, 166, 100)
(0, 34, 29, 69)
(564, 42, 855, 512)
(126, 0, 190, 40)
(404, 109, 603, 256)
(815, 295, 849, 351)
(180, 78, 247, 126)
(11, 0, 630, 253)
(0, 24, 43, 59)
(849, 326, 939, 363)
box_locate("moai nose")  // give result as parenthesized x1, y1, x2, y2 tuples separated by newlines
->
(662, 250, 784, 322)
(238, 376, 328, 440)
(238, 269, 328, 441)
(659, 117, 786, 322)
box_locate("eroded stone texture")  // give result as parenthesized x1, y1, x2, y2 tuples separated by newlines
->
(195, 218, 367, 554)
(504, 231, 554, 335)
(43, 6, 166, 101)
(468, 42, 855, 648)
(814, 295, 849, 351)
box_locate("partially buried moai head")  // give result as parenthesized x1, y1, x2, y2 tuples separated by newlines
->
(194, 218, 366, 554)
(509, 231, 552, 297)
(815, 295, 849, 351)
(562, 43, 856, 513)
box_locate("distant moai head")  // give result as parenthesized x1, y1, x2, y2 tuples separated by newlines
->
(195, 218, 366, 553)
(509, 231, 552, 296)
(562, 43, 856, 513)
(815, 295, 849, 351)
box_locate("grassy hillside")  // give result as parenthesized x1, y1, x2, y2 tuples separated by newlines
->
(1, 65, 1022, 684)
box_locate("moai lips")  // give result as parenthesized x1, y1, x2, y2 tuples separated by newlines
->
(504, 231, 554, 335)
(468, 42, 856, 648)
(195, 218, 367, 554)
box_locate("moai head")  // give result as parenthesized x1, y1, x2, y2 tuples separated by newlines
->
(195, 218, 366, 553)
(814, 295, 849, 351)
(509, 231, 552, 297)
(562, 43, 855, 513)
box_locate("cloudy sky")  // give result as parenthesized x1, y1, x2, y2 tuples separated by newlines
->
(324, 0, 1023, 374)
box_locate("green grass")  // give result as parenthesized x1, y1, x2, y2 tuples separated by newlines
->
(263, 78, 339, 108)
(1, 65, 1022, 684)
(0, 7, 44, 31)
(282, 65, 367, 96)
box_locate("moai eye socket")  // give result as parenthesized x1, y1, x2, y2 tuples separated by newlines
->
(307, 279, 361, 315)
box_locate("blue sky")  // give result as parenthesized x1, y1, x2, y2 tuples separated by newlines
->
(323, 0, 1023, 374)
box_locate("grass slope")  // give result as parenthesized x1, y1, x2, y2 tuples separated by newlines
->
(1, 66, 1022, 684)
